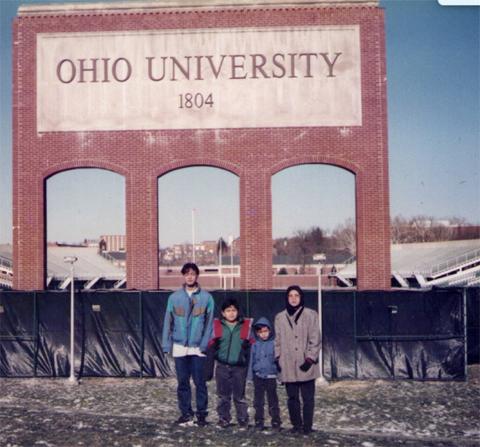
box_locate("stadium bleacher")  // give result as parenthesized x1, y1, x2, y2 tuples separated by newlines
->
(46, 246, 125, 289)
(338, 239, 480, 288)
(1, 240, 480, 290)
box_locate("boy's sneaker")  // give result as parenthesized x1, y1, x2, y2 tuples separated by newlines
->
(217, 419, 230, 429)
(271, 422, 282, 431)
(174, 414, 194, 427)
(238, 421, 249, 430)
(195, 415, 208, 427)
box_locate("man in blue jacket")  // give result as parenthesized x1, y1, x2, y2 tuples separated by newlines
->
(162, 262, 214, 427)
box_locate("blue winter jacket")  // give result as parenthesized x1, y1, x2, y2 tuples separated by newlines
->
(248, 317, 278, 379)
(161, 286, 214, 354)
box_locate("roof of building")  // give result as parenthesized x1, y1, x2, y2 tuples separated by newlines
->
(273, 249, 352, 266)
(47, 246, 125, 280)
(107, 251, 126, 261)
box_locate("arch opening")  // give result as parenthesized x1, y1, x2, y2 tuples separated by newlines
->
(158, 166, 240, 290)
(45, 168, 126, 290)
(272, 164, 357, 289)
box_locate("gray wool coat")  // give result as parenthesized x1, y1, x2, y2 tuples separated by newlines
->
(274, 307, 321, 383)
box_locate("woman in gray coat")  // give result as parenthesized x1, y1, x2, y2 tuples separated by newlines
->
(274, 285, 320, 435)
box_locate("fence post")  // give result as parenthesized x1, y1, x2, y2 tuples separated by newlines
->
(33, 291, 38, 377)
(463, 288, 468, 381)
(140, 290, 145, 378)
(354, 291, 358, 379)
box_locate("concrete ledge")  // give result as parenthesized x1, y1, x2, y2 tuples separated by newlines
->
(18, 0, 379, 16)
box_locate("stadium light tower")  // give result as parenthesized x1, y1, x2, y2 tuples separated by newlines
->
(64, 256, 78, 384)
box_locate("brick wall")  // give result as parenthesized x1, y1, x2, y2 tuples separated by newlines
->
(13, 3, 390, 291)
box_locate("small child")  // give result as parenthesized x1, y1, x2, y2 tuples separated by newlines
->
(248, 317, 281, 430)
(210, 298, 252, 429)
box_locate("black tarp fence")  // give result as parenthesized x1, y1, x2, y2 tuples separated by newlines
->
(0, 288, 477, 380)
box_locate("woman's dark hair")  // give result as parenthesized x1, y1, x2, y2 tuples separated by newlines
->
(181, 262, 200, 275)
(221, 297, 240, 312)
(286, 285, 304, 300)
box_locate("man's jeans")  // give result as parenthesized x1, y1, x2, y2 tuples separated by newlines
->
(174, 355, 208, 417)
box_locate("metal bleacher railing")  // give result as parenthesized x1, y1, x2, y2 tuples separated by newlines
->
(0, 254, 13, 289)
(0, 255, 13, 271)
(429, 247, 480, 278)
(99, 250, 116, 263)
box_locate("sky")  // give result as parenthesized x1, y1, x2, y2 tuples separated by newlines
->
(0, 0, 479, 248)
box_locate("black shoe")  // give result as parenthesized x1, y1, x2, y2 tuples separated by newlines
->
(271, 422, 282, 430)
(217, 419, 230, 429)
(238, 421, 249, 430)
(303, 427, 314, 435)
(196, 416, 208, 427)
(255, 422, 265, 431)
(288, 426, 302, 434)
(175, 414, 194, 427)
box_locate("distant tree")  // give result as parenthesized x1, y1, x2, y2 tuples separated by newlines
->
(273, 237, 289, 256)
(331, 218, 356, 255)
(391, 215, 408, 244)
(277, 267, 288, 275)
(216, 237, 228, 263)
(390, 214, 474, 243)
(290, 226, 325, 269)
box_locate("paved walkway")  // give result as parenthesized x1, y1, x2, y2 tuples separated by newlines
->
(1, 366, 479, 447)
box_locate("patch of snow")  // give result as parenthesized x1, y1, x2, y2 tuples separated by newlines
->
(464, 429, 480, 436)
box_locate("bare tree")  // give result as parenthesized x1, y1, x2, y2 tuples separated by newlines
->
(290, 226, 326, 270)
(216, 237, 228, 263)
(390, 214, 473, 243)
(273, 237, 289, 256)
(331, 218, 356, 255)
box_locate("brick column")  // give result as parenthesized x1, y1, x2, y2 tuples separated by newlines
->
(126, 174, 158, 290)
(240, 170, 272, 289)
(355, 170, 391, 290)
(13, 175, 45, 290)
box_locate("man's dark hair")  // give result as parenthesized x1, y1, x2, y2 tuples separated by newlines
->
(221, 297, 240, 312)
(181, 262, 200, 275)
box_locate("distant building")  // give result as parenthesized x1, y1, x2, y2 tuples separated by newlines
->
(100, 235, 126, 252)
(84, 238, 100, 248)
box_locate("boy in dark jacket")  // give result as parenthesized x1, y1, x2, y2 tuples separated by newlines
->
(248, 317, 282, 430)
(209, 298, 252, 428)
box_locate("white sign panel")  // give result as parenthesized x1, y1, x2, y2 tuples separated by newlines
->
(37, 26, 361, 132)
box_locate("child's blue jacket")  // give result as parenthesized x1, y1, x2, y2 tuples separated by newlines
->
(248, 317, 278, 379)
(161, 286, 214, 353)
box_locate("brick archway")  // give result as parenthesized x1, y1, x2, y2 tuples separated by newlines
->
(271, 159, 389, 290)
(13, 1, 390, 291)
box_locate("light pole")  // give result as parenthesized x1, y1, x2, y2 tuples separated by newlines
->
(228, 235, 234, 289)
(191, 208, 196, 264)
(218, 237, 223, 289)
(64, 256, 78, 384)
(316, 256, 328, 386)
